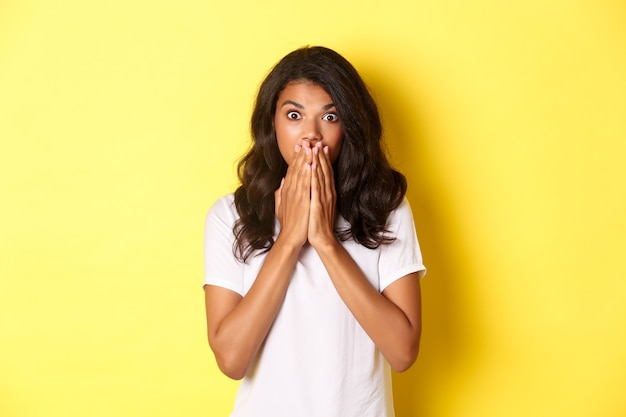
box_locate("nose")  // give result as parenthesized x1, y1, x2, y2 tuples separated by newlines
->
(302, 118, 321, 144)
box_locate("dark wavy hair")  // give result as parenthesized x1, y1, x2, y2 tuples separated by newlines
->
(233, 46, 407, 262)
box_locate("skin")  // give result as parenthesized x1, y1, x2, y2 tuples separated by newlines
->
(204, 82, 422, 380)
(274, 81, 344, 166)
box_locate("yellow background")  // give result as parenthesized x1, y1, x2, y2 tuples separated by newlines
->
(1, 0, 625, 416)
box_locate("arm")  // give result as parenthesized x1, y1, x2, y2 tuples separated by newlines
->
(204, 238, 301, 380)
(313, 245, 422, 372)
(308, 144, 422, 372)
(204, 144, 312, 380)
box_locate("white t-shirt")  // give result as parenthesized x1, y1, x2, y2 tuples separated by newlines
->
(204, 194, 426, 417)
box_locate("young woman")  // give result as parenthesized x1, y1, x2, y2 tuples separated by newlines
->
(203, 46, 426, 417)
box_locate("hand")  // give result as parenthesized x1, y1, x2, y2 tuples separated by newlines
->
(274, 143, 312, 248)
(308, 142, 337, 249)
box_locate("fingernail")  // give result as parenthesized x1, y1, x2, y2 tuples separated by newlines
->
(295, 144, 301, 152)
(324, 146, 329, 154)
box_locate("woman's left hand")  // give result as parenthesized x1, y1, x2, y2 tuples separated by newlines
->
(308, 143, 337, 249)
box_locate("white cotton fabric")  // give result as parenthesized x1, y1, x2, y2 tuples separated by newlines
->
(203, 194, 426, 417)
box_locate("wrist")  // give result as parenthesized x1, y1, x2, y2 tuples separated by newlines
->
(310, 233, 341, 256)
(274, 231, 306, 253)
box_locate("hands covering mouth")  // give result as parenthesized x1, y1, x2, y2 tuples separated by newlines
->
(274, 140, 337, 249)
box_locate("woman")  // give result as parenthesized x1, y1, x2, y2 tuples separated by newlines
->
(203, 46, 426, 416)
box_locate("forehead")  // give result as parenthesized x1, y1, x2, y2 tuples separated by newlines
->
(276, 82, 333, 104)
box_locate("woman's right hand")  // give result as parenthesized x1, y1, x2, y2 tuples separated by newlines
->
(274, 142, 312, 248)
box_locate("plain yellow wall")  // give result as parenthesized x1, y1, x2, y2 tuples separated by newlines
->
(1, 1, 625, 416)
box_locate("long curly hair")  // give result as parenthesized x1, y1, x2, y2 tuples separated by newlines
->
(233, 46, 407, 262)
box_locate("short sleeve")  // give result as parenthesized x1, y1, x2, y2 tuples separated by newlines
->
(378, 198, 426, 291)
(203, 194, 245, 295)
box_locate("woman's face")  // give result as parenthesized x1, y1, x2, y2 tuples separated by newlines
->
(274, 82, 344, 166)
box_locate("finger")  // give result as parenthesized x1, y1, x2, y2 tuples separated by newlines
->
(318, 145, 333, 183)
(310, 150, 320, 205)
(316, 145, 335, 202)
(302, 141, 313, 164)
(296, 143, 314, 193)
(284, 145, 306, 187)
(304, 158, 312, 192)
(311, 145, 325, 202)
(284, 145, 311, 209)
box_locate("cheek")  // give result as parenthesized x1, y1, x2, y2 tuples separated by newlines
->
(274, 126, 294, 165)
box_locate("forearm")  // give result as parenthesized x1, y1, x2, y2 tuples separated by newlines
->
(207, 237, 301, 379)
(209, 146, 314, 379)
(315, 240, 422, 372)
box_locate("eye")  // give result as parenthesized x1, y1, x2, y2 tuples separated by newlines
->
(287, 111, 301, 120)
(322, 112, 339, 122)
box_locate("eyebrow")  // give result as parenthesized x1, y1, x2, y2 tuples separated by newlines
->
(280, 100, 336, 111)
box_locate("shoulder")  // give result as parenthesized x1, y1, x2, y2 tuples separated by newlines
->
(208, 193, 235, 213)
(388, 197, 414, 224)
(382, 197, 419, 242)
(206, 193, 238, 225)
(396, 197, 412, 213)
